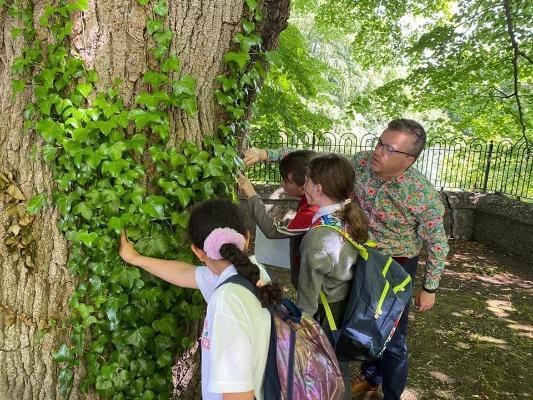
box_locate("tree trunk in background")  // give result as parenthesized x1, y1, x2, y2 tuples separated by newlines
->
(0, 0, 289, 398)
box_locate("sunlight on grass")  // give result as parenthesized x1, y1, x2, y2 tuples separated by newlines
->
(433, 389, 456, 399)
(486, 299, 516, 318)
(429, 370, 455, 384)
(454, 341, 471, 350)
(402, 387, 421, 400)
(468, 333, 508, 349)
(505, 323, 533, 339)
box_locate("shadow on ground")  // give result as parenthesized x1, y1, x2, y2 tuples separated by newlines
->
(265, 239, 533, 400)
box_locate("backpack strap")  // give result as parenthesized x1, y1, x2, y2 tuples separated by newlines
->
(310, 222, 374, 332)
(216, 274, 257, 294)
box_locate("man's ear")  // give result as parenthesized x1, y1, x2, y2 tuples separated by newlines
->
(191, 244, 207, 262)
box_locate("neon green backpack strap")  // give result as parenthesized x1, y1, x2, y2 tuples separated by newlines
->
(313, 224, 369, 260)
(319, 290, 337, 331)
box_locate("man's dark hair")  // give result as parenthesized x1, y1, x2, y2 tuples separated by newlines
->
(279, 150, 316, 186)
(386, 119, 427, 157)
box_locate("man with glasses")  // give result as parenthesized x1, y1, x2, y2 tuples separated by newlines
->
(244, 119, 449, 400)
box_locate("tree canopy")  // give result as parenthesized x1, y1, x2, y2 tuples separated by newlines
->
(252, 0, 532, 144)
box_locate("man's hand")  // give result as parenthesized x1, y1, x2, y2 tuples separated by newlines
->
(238, 173, 257, 198)
(414, 289, 435, 312)
(119, 231, 140, 265)
(243, 147, 267, 166)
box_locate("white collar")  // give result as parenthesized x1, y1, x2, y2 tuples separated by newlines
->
(312, 202, 345, 223)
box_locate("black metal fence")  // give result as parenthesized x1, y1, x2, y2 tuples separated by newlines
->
(248, 132, 533, 200)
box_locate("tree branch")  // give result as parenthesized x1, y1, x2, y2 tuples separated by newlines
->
(519, 50, 533, 64)
(503, 0, 530, 151)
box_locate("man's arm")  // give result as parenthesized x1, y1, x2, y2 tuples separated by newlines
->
(243, 147, 294, 165)
(414, 190, 450, 311)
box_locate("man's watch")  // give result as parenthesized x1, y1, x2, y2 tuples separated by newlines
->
(422, 286, 438, 294)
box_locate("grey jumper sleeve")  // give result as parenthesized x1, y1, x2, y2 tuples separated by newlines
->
(246, 195, 295, 239)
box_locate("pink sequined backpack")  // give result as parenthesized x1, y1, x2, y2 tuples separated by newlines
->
(219, 275, 345, 400)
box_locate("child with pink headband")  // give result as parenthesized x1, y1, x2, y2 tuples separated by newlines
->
(119, 199, 282, 400)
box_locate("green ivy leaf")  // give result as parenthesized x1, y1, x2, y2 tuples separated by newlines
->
(190, 151, 209, 165)
(135, 234, 172, 258)
(216, 75, 237, 92)
(184, 165, 201, 183)
(169, 151, 187, 167)
(172, 74, 196, 96)
(78, 231, 99, 247)
(101, 159, 130, 177)
(174, 187, 192, 208)
(153, 1, 168, 16)
(193, 180, 214, 199)
(59, 368, 74, 397)
(203, 158, 224, 177)
(110, 265, 141, 289)
(67, 0, 89, 12)
(223, 51, 250, 70)
(245, 0, 257, 11)
(215, 90, 233, 106)
(181, 97, 197, 118)
(129, 133, 147, 155)
(54, 344, 73, 363)
(35, 119, 64, 143)
(27, 193, 47, 215)
(108, 141, 128, 161)
(42, 145, 57, 162)
(142, 71, 169, 90)
(156, 351, 173, 368)
(242, 20, 255, 34)
(126, 326, 155, 349)
(139, 202, 165, 219)
(151, 123, 170, 140)
(107, 293, 129, 311)
(152, 314, 176, 336)
(171, 211, 189, 228)
(146, 19, 163, 34)
(12, 79, 25, 94)
(161, 54, 180, 73)
(73, 201, 93, 220)
(76, 82, 93, 99)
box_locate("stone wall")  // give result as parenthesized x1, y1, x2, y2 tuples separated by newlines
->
(244, 185, 533, 264)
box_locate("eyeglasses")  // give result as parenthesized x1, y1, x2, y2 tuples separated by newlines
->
(375, 138, 415, 157)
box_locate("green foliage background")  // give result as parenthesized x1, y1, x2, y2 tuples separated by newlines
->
(252, 0, 532, 143)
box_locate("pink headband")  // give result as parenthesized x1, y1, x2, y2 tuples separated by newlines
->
(203, 228, 246, 260)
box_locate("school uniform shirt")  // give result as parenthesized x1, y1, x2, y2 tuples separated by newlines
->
(195, 262, 271, 400)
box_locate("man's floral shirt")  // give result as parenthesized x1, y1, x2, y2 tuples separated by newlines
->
(267, 148, 449, 289)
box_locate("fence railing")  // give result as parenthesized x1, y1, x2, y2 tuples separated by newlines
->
(248, 131, 533, 200)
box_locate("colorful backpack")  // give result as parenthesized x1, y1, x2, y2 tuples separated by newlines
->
(312, 216, 413, 362)
(218, 275, 345, 400)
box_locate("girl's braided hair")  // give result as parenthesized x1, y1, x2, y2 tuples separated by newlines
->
(188, 199, 283, 307)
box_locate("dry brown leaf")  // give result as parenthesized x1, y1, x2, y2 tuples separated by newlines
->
(7, 184, 26, 201)
(8, 224, 21, 236)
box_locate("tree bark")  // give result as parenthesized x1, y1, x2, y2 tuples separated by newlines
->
(0, 0, 289, 399)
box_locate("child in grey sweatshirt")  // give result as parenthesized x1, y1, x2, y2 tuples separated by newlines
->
(298, 153, 369, 400)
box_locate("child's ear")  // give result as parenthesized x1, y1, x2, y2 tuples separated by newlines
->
(191, 244, 207, 262)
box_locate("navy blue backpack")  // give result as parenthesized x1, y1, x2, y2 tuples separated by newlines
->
(313, 223, 413, 362)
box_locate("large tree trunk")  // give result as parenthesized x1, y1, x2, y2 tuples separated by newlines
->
(0, 1, 289, 399)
